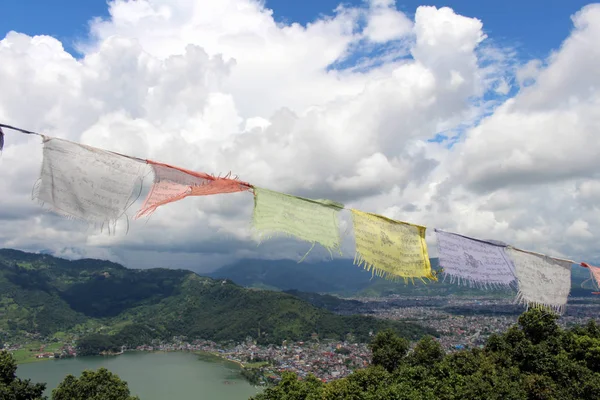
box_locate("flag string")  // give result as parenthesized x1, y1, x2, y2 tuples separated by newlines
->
(0, 123, 42, 136)
(0, 121, 594, 271)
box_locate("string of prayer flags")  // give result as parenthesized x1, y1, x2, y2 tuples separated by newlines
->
(435, 229, 517, 289)
(33, 136, 145, 228)
(252, 187, 344, 259)
(136, 160, 251, 218)
(3, 122, 599, 312)
(506, 248, 573, 314)
(351, 209, 434, 282)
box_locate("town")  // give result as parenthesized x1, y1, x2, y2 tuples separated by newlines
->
(136, 338, 371, 384)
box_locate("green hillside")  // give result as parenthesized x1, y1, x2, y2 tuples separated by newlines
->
(282, 290, 366, 313)
(210, 257, 596, 298)
(0, 249, 436, 352)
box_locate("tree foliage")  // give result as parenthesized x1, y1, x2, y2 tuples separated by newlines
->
(369, 328, 410, 373)
(51, 368, 139, 400)
(76, 324, 163, 356)
(252, 309, 600, 400)
(0, 350, 140, 400)
(0, 351, 46, 400)
(76, 334, 121, 357)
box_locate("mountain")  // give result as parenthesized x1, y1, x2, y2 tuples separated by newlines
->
(0, 249, 436, 349)
(208, 259, 377, 295)
(210, 258, 596, 298)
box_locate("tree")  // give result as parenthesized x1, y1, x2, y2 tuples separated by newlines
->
(408, 335, 444, 367)
(0, 350, 46, 400)
(251, 372, 323, 400)
(518, 307, 559, 344)
(369, 328, 409, 373)
(52, 368, 139, 400)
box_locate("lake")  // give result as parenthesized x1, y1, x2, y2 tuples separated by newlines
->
(17, 351, 263, 400)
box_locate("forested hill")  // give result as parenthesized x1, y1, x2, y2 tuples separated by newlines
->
(0, 249, 435, 349)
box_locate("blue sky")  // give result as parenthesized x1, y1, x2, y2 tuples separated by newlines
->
(1, 0, 594, 59)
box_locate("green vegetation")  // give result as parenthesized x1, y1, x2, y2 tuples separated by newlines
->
(0, 249, 435, 357)
(52, 368, 139, 400)
(75, 276, 435, 355)
(283, 290, 363, 312)
(253, 308, 600, 400)
(0, 350, 46, 399)
(0, 350, 137, 400)
(9, 342, 59, 364)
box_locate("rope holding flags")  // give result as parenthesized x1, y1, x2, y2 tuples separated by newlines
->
(1, 122, 597, 314)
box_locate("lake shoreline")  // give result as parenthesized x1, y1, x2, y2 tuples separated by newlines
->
(14, 347, 266, 387)
(17, 351, 262, 400)
(194, 350, 244, 368)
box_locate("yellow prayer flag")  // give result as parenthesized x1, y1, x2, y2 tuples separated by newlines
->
(252, 187, 344, 259)
(350, 209, 434, 282)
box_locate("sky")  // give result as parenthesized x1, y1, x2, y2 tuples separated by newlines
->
(1, 0, 599, 273)
(2, 0, 591, 58)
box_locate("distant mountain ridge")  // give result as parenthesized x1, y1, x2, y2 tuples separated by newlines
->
(209, 257, 595, 298)
(208, 258, 385, 295)
(0, 249, 436, 349)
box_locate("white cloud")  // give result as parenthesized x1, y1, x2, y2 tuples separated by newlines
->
(364, 0, 413, 43)
(567, 219, 593, 239)
(0, 0, 598, 271)
(451, 4, 600, 193)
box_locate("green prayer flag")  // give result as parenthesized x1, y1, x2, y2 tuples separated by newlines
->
(252, 187, 344, 258)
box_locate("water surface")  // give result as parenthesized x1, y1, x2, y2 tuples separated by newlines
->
(17, 351, 262, 400)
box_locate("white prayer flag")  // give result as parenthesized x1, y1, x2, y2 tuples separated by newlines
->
(34, 137, 145, 227)
(436, 229, 517, 289)
(506, 248, 573, 314)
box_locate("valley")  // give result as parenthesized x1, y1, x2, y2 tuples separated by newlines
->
(3, 248, 600, 389)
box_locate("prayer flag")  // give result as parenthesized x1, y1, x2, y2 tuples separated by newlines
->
(351, 209, 434, 281)
(435, 229, 516, 289)
(33, 136, 145, 226)
(581, 262, 600, 295)
(506, 248, 573, 314)
(252, 187, 344, 258)
(136, 160, 251, 218)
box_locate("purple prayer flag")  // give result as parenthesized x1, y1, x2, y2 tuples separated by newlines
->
(435, 229, 517, 289)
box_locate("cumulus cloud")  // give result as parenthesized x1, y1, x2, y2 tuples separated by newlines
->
(452, 4, 600, 191)
(0, 0, 598, 271)
(364, 0, 413, 43)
